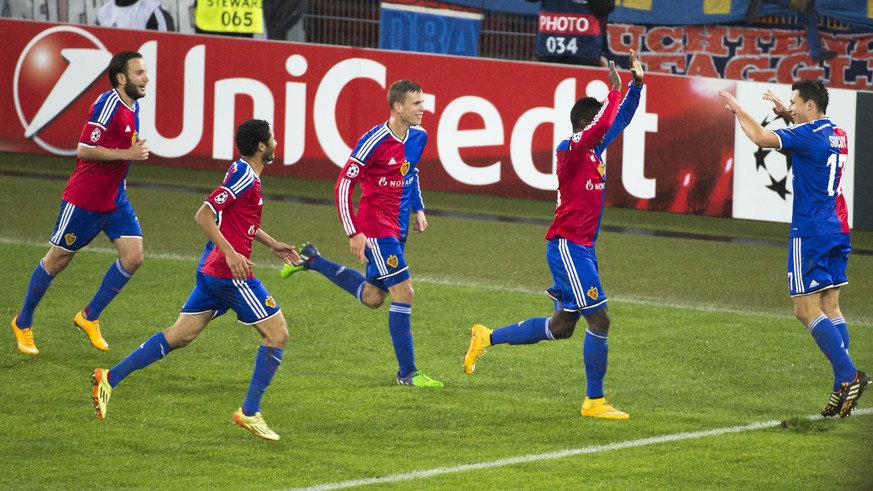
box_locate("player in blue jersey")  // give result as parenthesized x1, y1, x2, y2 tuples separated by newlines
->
(91, 119, 300, 440)
(719, 80, 867, 418)
(464, 51, 644, 419)
(10, 51, 150, 355)
(281, 80, 441, 388)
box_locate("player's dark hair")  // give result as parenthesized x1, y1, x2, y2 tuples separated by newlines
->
(388, 80, 422, 110)
(235, 119, 272, 157)
(792, 79, 829, 114)
(107, 51, 143, 87)
(570, 97, 603, 132)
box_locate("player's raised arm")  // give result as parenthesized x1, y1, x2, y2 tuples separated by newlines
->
(718, 90, 780, 148)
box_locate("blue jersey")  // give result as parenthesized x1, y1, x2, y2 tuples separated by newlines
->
(772, 117, 850, 237)
(399, 126, 427, 239)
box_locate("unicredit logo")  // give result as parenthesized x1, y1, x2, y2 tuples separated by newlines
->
(14, 26, 112, 155)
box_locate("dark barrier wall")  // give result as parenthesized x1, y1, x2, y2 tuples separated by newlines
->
(854, 91, 873, 231)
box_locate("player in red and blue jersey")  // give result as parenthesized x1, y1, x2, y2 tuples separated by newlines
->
(286, 80, 442, 387)
(720, 81, 867, 418)
(10, 51, 150, 355)
(91, 120, 300, 440)
(465, 51, 645, 419)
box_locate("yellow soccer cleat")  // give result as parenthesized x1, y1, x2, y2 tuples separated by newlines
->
(74, 310, 108, 351)
(11, 314, 39, 355)
(92, 368, 112, 420)
(233, 408, 280, 441)
(581, 397, 630, 420)
(463, 324, 492, 375)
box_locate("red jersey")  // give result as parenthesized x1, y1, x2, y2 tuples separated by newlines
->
(63, 89, 139, 213)
(336, 122, 411, 239)
(198, 159, 263, 279)
(546, 89, 620, 247)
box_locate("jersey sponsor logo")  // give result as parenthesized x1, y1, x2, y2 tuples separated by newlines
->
(248, 224, 256, 236)
(386, 255, 399, 268)
(346, 163, 360, 178)
(90, 128, 101, 142)
(265, 295, 276, 308)
(585, 179, 605, 191)
(13, 26, 113, 155)
(400, 160, 410, 176)
(64, 232, 77, 246)
(214, 191, 229, 204)
(587, 286, 599, 300)
(378, 177, 404, 188)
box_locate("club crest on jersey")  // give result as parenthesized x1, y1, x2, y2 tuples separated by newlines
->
(265, 296, 276, 308)
(131, 130, 137, 146)
(597, 162, 605, 177)
(346, 164, 360, 178)
(214, 191, 228, 204)
(386, 255, 398, 268)
(587, 287, 599, 300)
(400, 161, 410, 176)
(64, 233, 77, 246)
(90, 128, 101, 142)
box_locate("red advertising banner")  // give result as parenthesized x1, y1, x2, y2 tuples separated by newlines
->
(1, 19, 737, 217)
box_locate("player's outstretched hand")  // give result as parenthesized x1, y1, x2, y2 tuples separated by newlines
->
(763, 89, 791, 121)
(128, 138, 149, 160)
(608, 60, 621, 91)
(272, 241, 300, 265)
(717, 90, 741, 114)
(629, 49, 644, 86)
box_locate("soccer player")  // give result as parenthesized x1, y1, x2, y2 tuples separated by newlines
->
(464, 50, 645, 419)
(92, 119, 299, 441)
(718, 81, 868, 417)
(10, 51, 151, 355)
(283, 80, 441, 387)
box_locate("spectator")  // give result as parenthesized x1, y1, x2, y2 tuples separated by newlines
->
(527, 0, 614, 66)
(745, 0, 837, 62)
(264, 0, 306, 43)
(97, 0, 175, 32)
(193, 0, 266, 38)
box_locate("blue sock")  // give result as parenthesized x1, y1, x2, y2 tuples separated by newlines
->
(808, 316, 856, 386)
(583, 329, 609, 398)
(84, 259, 132, 320)
(242, 345, 283, 416)
(491, 317, 553, 345)
(830, 317, 851, 391)
(17, 260, 55, 328)
(309, 256, 367, 301)
(108, 331, 172, 388)
(388, 303, 416, 377)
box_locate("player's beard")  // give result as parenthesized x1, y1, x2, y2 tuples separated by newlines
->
(123, 79, 145, 101)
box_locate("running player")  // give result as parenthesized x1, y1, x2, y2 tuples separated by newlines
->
(11, 51, 150, 355)
(92, 119, 299, 440)
(719, 81, 867, 417)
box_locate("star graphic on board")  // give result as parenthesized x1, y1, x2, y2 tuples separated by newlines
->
(765, 174, 791, 200)
(754, 147, 769, 171)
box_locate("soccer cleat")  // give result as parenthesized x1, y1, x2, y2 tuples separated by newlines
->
(11, 314, 39, 355)
(396, 370, 444, 387)
(463, 324, 492, 374)
(92, 368, 112, 420)
(74, 310, 108, 351)
(581, 397, 630, 420)
(838, 370, 869, 418)
(280, 263, 304, 278)
(820, 391, 844, 418)
(232, 407, 280, 441)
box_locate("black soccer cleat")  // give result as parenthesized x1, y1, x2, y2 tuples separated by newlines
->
(838, 370, 869, 418)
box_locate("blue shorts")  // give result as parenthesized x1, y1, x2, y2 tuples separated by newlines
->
(545, 238, 607, 314)
(364, 237, 410, 290)
(787, 234, 850, 297)
(49, 200, 142, 251)
(181, 271, 281, 325)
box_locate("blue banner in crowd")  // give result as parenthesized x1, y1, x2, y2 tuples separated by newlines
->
(380, 3, 484, 57)
(440, 0, 873, 30)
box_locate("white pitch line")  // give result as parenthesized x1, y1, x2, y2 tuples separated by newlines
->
(2, 236, 871, 325)
(285, 409, 872, 491)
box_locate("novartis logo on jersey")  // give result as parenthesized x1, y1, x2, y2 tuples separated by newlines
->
(585, 179, 605, 191)
(378, 177, 404, 188)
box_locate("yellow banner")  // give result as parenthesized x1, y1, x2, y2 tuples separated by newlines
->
(703, 0, 731, 14)
(194, 0, 263, 34)
(617, 0, 653, 10)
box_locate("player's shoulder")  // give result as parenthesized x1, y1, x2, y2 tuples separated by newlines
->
(556, 137, 571, 152)
(409, 125, 427, 135)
